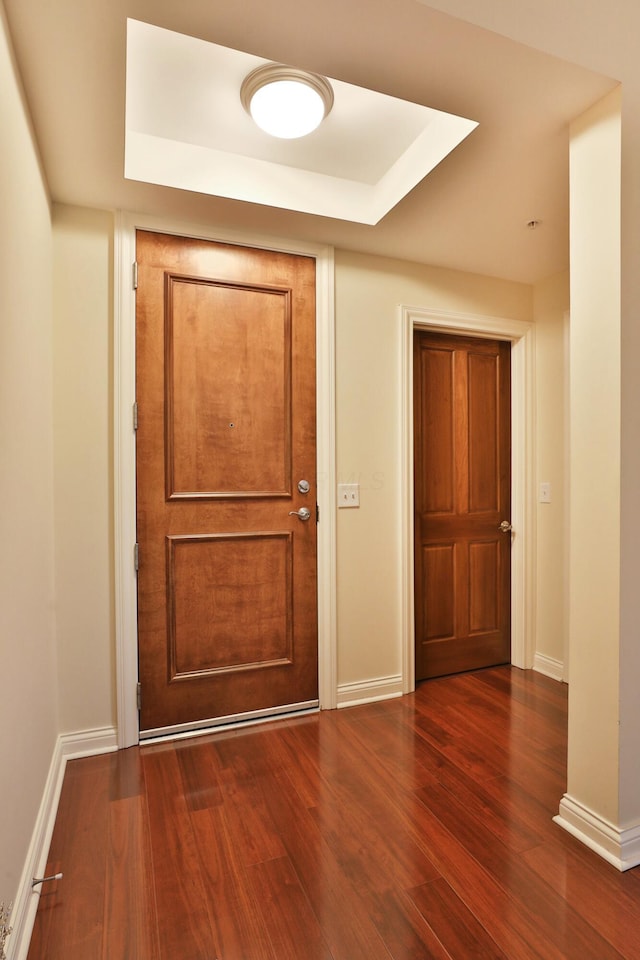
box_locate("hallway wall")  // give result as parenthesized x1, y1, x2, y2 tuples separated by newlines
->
(53, 205, 114, 733)
(533, 270, 570, 677)
(0, 3, 57, 905)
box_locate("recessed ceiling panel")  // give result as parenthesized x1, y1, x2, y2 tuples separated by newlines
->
(125, 19, 478, 224)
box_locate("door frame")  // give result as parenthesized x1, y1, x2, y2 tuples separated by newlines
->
(114, 212, 336, 748)
(400, 305, 535, 693)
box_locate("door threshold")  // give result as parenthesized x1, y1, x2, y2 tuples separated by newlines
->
(139, 699, 320, 745)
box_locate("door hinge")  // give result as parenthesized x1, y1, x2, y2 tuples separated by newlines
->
(134, 542, 139, 571)
(133, 401, 138, 431)
(316, 502, 320, 523)
(136, 682, 142, 711)
(132, 261, 138, 290)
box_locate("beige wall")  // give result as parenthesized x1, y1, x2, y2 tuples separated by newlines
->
(0, 3, 57, 903)
(533, 271, 569, 673)
(52, 204, 115, 733)
(617, 89, 640, 832)
(568, 88, 621, 821)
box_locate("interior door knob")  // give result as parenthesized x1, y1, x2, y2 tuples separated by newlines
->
(499, 520, 512, 533)
(289, 507, 311, 521)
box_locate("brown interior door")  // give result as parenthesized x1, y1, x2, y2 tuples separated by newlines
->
(414, 330, 511, 681)
(136, 231, 318, 734)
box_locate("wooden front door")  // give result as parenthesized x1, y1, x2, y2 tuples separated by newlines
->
(136, 231, 318, 735)
(414, 330, 511, 681)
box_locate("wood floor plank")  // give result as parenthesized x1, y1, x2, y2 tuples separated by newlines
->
(411, 673, 567, 813)
(101, 795, 160, 960)
(345, 706, 557, 856)
(414, 779, 626, 959)
(474, 773, 560, 846)
(366, 887, 455, 960)
(261, 762, 398, 960)
(27, 755, 112, 960)
(142, 747, 217, 960)
(523, 833, 640, 957)
(420, 762, 550, 854)
(345, 710, 441, 791)
(401, 794, 572, 960)
(412, 706, 513, 783)
(189, 804, 274, 960)
(272, 714, 477, 958)
(247, 856, 336, 960)
(175, 738, 223, 812)
(299, 726, 441, 892)
(109, 744, 146, 801)
(440, 687, 565, 759)
(209, 732, 290, 866)
(270, 718, 343, 809)
(408, 876, 511, 959)
(420, 672, 567, 761)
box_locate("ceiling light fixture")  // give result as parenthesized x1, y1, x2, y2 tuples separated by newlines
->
(240, 63, 334, 139)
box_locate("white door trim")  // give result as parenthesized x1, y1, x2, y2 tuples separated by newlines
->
(400, 305, 535, 692)
(114, 212, 337, 748)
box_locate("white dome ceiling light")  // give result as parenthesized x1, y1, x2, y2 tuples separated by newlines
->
(240, 63, 334, 139)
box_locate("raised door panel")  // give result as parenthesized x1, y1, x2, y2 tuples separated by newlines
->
(167, 533, 293, 679)
(468, 352, 499, 514)
(421, 543, 455, 641)
(468, 540, 499, 635)
(415, 346, 455, 515)
(166, 276, 291, 498)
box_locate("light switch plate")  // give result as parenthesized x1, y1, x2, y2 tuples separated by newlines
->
(338, 483, 360, 508)
(539, 482, 551, 503)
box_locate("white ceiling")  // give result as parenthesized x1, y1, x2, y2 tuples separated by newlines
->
(125, 19, 478, 225)
(3, 0, 617, 284)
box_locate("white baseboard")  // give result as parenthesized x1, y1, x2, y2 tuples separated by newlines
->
(58, 725, 118, 761)
(337, 674, 403, 709)
(533, 653, 565, 682)
(7, 726, 117, 960)
(554, 793, 640, 872)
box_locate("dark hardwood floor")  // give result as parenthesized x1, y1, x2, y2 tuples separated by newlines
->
(27, 667, 640, 959)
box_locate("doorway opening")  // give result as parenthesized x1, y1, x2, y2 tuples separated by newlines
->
(400, 305, 535, 694)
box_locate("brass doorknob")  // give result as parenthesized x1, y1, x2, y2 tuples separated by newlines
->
(499, 520, 512, 533)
